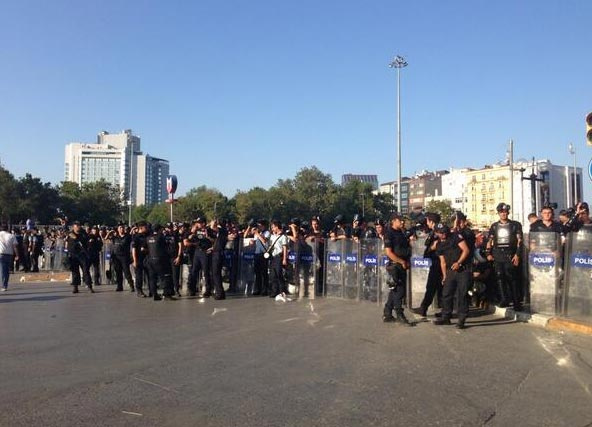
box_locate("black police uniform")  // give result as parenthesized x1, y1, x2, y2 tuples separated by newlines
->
(187, 227, 213, 297)
(436, 232, 470, 326)
(87, 234, 103, 286)
(111, 233, 134, 292)
(210, 225, 228, 299)
(132, 231, 148, 297)
(529, 219, 564, 234)
(417, 230, 442, 316)
(164, 230, 182, 296)
(382, 227, 411, 323)
(487, 219, 523, 310)
(145, 231, 174, 300)
(29, 232, 44, 272)
(66, 229, 93, 293)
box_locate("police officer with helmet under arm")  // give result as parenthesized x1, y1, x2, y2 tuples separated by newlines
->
(382, 213, 413, 326)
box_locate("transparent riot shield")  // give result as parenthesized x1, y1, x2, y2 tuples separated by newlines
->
(102, 241, 113, 285)
(296, 240, 316, 298)
(324, 239, 344, 298)
(359, 238, 381, 303)
(527, 232, 561, 315)
(54, 238, 66, 271)
(379, 252, 391, 305)
(343, 239, 359, 300)
(238, 238, 256, 295)
(285, 240, 298, 294)
(563, 227, 592, 322)
(409, 235, 429, 309)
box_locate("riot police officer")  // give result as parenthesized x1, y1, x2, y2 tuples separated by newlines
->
(185, 217, 214, 297)
(145, 224, 175, 301)
(210, 219, 228, 300)
(66, 221, 94, 294)
(110, 223, 135, 292)
(433, 224, 471, 329)
(164, 222, 183, 297)
(132, 221, 149, 298)
(87, 226, 103, 286)
(382, 213, 413, 326)
(486, 203, 523, 311)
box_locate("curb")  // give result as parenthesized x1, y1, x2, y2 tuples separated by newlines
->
(491, 304, 592, 336)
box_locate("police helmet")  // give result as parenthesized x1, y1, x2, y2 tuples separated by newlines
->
(353, 214, 364, 223)
(375, 218, 386, 226)
(334, 214, 344, 224)
(435, 223, 450, 235)
(496, 203, 510, 213)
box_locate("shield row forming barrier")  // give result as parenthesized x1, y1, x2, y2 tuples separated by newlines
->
(35, 230, 592, 324)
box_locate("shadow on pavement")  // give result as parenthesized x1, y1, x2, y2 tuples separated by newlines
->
(0, 295, 70, 303)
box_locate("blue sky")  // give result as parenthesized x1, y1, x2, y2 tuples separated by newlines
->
(1, 0, 591, 201)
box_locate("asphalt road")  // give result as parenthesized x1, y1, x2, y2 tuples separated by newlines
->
(1, 281, 592, 427)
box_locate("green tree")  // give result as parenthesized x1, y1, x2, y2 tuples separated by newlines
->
(425, 199, 455, 224)
(15, 174, 60, 224)
(0, 166, 18, 223)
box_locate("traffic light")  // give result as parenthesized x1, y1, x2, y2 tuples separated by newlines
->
(587, 112, 592, 146)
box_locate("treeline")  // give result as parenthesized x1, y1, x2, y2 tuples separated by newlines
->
(0, 165, 400, 229)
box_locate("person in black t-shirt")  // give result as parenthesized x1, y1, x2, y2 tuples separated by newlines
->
(433, 224, 471, 329)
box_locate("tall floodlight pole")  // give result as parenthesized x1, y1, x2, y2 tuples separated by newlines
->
(568, 143, 577, 204)
(389, 55, 407, 214)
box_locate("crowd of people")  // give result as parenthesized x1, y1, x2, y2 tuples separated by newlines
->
(0, 201, 590, 329)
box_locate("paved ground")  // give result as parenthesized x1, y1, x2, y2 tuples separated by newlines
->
(2, 281, 592, 427)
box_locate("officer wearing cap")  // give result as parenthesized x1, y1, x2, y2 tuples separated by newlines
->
(486, 203, 524, 310)
(145, 224, 175, 301)
(184, 217, 214, 297)
(382, 213, 413, 326)
(66, 221, 94, 294)
(132, 221, 149, 297)
(453, 211, 476, 264)
(433, 223, 471, 329)
(109, 223, 135, 292)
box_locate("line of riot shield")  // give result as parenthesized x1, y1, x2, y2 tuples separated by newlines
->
(562, 227, 592, 322)
(409, 235, 429, 309)
(288, 239, 316, 298)
(359, 238, 381, 303)
(324, 239, 344, 298)
(527, 232, 562, 315)
(342, 239, 359, 300)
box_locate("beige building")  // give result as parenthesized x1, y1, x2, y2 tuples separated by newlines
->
(465, 164, 511, 229)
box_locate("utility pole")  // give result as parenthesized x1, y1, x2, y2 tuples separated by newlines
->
(521, 157, 544, 214)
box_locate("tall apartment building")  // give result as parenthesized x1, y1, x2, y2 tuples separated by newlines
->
(64, 130, 169, 206)
(341, 174, 379, 191)
(378, 179, 410, 214)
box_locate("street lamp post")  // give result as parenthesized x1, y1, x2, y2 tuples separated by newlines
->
(389, 55, 408, 214)
(568, 143, 578, 205)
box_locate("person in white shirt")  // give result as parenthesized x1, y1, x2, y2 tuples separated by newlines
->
(0, 224, 19, 291)
(268, 220, 289, 298)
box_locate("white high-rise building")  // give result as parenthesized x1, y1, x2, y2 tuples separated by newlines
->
(64, 130, 169, 206)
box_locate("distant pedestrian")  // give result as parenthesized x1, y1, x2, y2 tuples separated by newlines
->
(0, 224, 19, 291)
